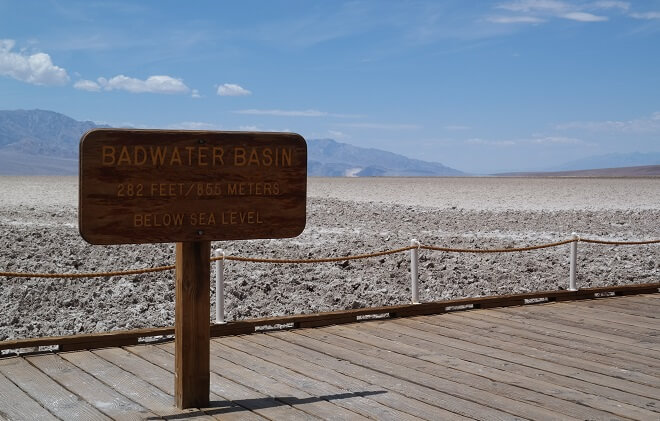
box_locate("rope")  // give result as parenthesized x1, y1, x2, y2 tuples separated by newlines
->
(580, 238, 660, 245)
(214, 246, 418, 264)
(0, 264, 176, 279)
(421, 239, 575, 253)
(0, 236, 658, 279)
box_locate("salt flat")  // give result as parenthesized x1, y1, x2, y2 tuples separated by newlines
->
(0, 176, 658, 344)
(308, 176, 660, 210)
(2, 176, 659, 210)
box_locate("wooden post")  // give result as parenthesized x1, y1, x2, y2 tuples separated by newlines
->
(175, 241, 210, 409)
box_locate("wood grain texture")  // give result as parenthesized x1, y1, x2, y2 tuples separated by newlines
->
(246, 333, 472, 421)
(176, 241, 211, 409)
(383, 317, 660, 413)
(217, 336, 424, 421)
(27, 353, 156, 420)
(79, 129, 307, 244)
(0, 356, 109, 420)
(0, 369, 58, 420)
(125, 343, 268, 421)
(324, 323, 623, 420)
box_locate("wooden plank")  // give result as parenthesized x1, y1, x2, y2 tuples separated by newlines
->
(272, 330, 532, 421)
(315, 324, 617, 420)
(0, 368, 58, 420)
(0, 326, 172, 352)
(96, 347, 257, 420)
(544, 301, 660, 330)
(124, 344, 267, 421)
(493, 305, 660, 351)
(27, 353, 157, 420)
(79, 129, 307, 245)
(531, 302, 660, 337)
(383, 317, 660, 413)
(455, 310, 660, 374)
(410, 313, 660, 391)
(205, 342, 370, 420)
(138, 342, 318, 421)
(60, 350, 209, 419)
(220, 335, 443, 421)
(210, 339, 421, 421)
(616, 294, 660, 303)
(572, 297, 660, 318)
(424, 312, 660, 388)
(294, 315, 357, 329)
(61, 337, 138, 352)
(0, 356, 110, 420)
(176, 240, 211, 409)
(246, 333, 476, 421)
(391, 316, 660, 400)
(615, 286, 660, 296)
(482, 303, 660, 361)
(333, 321, 659, 420)
(110, 343, 356, 420)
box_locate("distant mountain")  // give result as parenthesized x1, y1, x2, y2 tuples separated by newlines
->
(0, 109, 464, 176)
(495, 165, 660, 177)
(0, 109, 105, 158)
(307, 138, 464, 176)
(551, 152, 660, 172)
(0, 109, 105, 175)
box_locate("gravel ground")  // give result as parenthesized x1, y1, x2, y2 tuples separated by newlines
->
(1, 176, 659, 346)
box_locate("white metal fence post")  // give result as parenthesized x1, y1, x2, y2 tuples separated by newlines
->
(214, 249, 226, 324)
(569, 233, 578, 291)
(410, 239, 420, 304)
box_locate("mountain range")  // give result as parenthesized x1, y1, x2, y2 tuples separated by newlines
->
(548, 152, 660, 172)
(0, 109, 659, 176)
(0, 109, 463, 176)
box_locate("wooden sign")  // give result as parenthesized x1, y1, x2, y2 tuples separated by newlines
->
(79, 129, 307, 245)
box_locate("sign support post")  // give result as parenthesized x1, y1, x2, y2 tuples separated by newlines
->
(175, 241, 211, 409)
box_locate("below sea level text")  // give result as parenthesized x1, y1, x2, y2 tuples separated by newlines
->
(134, 211, 263, 227)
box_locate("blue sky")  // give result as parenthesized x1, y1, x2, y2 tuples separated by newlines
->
(1, 0, 659, 173)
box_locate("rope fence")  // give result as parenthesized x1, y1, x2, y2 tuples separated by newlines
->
(1, 234, 658, 324)
(0, 236, 658, 280)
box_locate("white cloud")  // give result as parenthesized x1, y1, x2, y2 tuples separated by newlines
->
(234, 108, 363, 118)
(592, 1, 630, 11)
(239, 125, 261, 131)
(235, 108, 327, 117)
(0, 39, 69, 86)
(492, 0, 632, 24)
(529, 136, 584, 144)
(496, 0, 569, 13)
(487, 16, 545, 23)
(556, 112, 660, 133)
(466, 135, 585, 147)
(168, 121, 221, 130)
(444, 125, 471, 131)
(629, 11, 660, 20)
(217, 83, 251, 96)
(466, 138, 516, 147)
(73, 79, 101, 91)
(96, 74, 190, 94)
(328, 130, 348, 139)
(562, 12, 608, 22)
(342, 122, 421, 130)
(191, 89, 201, 98)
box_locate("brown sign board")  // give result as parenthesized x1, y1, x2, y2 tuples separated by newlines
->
(79, 129, 307, 245)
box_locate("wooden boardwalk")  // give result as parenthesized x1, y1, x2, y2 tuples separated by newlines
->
(0, 293, 658, 420)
